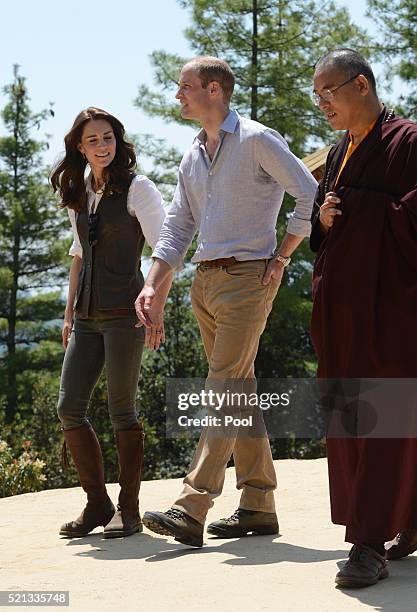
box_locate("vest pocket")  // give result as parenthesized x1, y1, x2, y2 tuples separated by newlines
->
(97, 267, 142, 309)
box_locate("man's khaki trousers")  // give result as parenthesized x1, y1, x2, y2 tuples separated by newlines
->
(173, 260, 279, 524)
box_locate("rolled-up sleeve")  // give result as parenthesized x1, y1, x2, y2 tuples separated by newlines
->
(255, 129, 318, 237)
(152, 165, 197, 269)
(68, 208, 83, 258)
(127, 175, 165, 250)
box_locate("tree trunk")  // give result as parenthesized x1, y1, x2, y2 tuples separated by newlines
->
(5, 82, 23, 423)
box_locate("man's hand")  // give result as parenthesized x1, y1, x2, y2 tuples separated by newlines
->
(135, 285, 155, 327)
(135, 286, 167, 350)
(135, 259, 174, 349)
(262, 259, 285, 288)
(320, 191, 342, 232)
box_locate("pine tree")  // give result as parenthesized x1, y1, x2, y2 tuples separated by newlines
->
(0, 66, 68, 423)
(136, 0, 372, 156)
(367, 0, 417, 119)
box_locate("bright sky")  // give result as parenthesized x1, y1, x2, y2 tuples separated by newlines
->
(0, 0, 387, 168)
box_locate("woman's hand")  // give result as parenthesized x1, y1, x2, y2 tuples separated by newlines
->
(145, 320, 166, 350)
(136, 300, 166, 350)
(62, 312, 73, 350)
(320, 191, 342, 232)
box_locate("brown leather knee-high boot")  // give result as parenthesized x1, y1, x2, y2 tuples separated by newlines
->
(103, 422, 144, 538)
(59, 424, 115, 537)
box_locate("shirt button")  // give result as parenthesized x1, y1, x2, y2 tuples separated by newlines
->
(206, 215, 209, 219)
(85, 285, 90, 291)
(209, 172, 213, 176)
(208, 194, 212, 198)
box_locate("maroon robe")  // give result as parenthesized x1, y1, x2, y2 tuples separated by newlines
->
(310, 107, 417, 543)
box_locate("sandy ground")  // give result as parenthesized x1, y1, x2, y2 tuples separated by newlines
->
(1, 458, 416, 612)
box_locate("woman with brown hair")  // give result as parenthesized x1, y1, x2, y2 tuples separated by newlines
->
(51, 107, 168, 539)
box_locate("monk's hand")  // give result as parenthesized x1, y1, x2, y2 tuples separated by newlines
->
(320, 192, 342, 232)
(262, 258, 285, 288)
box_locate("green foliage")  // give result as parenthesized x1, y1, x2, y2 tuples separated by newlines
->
(133, 133, 182, 199)
(1, 377, 66, 491)
(0, 438, 46, 498)
(256, 198, 325, 460)
(256, 195, 316, 378)
(183, 0, 372, 154)
(136, 0, 372, 156)
(135, 51, 186, 126)
(367, 0, 417, 119)
(0, 66, 68, 422)
(134, 273, 206, 478)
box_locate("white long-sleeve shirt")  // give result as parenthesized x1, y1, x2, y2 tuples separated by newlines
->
(68, 173, 165, 258)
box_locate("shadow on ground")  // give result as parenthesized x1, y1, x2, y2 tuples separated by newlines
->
(68, 531, 417, 610)
(68, 530, 347, 565)
(334, 556, 417, 612)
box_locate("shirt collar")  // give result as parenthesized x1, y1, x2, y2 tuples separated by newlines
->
(194, 109, 240, 143)
(85, 172, 94, 194)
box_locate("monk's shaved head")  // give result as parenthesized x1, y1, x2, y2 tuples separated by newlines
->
(315, 49, 377, 95)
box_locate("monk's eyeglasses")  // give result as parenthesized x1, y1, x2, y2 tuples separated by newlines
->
(312, 73, 360, 106)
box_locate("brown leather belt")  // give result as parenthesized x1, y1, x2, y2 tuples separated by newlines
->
(198, 256, 237, 268)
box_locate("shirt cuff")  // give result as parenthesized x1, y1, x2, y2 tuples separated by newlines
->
(152, 246, 184, 271)
(286, 214, 311, 237)
(69, 242, 83, 258)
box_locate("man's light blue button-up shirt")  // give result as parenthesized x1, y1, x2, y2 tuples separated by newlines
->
(153, 110, 317, 268)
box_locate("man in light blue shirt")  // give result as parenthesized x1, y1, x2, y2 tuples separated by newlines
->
(153, 109, 315, 267)
(136, 56, 317, 548)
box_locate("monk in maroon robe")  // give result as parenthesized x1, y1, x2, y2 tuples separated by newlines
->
(310, 48, 417, 588)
